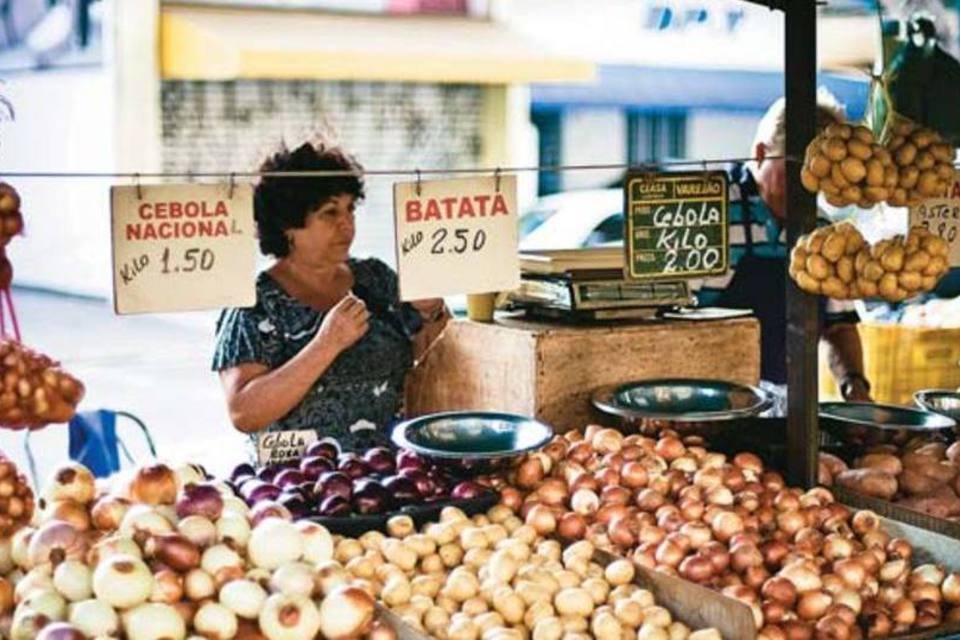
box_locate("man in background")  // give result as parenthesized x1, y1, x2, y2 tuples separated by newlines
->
(692, 92, 873, 408)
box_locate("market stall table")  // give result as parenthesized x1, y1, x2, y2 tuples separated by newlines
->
(405, 316, 761, 433)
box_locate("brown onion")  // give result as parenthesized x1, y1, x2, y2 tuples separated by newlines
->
(890, 599, 916, 626)
(556, 513, 586, 542)
(145, 533, 201, 572)
(744, 565, 770, 590)
(942, 573, 960, 605)
(863, 610, 891, 638)
(702, 541, 731, 574)
(732, 543, 764, 573)
(499, 487, 522, 512)
(851, 511, 879, 535)
(515, 457, 545, 489)
(761, 540, 790, 570)
(654, 539, 684, 568)
(796, 590, 832, 620)
(679, 554, 714, 583)
(679, 522, 711, 549)
(733, 452, 764, 474)
(654, 436, 685, 461)
(600, 485, 631, 507)
(525, 505, 556, 535)
(814, 614, 851, 640)
(91, 496, 131, 532)
(129, 464, 178, 505)
(776, 511, 807, 537)
(620, 462, 648, 489)
(711, 510, 744, 542)
(762, 599, 789, 624)
(536, 478, 568, 507)
(608, 516, 638, 548)
(44, 501, 91, 532)
(833, 559, 866, 590)
(762, 577, 797, 606)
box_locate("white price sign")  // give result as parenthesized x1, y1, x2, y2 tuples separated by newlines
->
(111, 183, 257, 314)
(910, 178, 960, 267)
(393, 175, 520, 300)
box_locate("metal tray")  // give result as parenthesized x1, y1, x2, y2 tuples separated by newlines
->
(592, 378, 771, 422)
(306, 491, 499, 537)
(819, 401, 957, 447)
(915, 389, 960, 425)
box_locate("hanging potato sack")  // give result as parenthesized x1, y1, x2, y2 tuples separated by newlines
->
(872, 16, 960, 146)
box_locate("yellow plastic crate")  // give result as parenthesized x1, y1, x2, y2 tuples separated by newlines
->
(820, 324, 960, 405)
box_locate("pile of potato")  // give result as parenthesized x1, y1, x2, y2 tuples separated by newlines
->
(823, 439, 960, 520)
(0, 340, 84, 430)
(800, 119, 957, 209)
(337, 508, 721, 640)
(801, 123, 899, 209)
(883, 121, 956, 207)
(790, 224, 950, 302)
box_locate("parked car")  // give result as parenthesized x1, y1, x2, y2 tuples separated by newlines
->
(519, 188, 623, 250)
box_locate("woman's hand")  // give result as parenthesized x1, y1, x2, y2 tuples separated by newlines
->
(314, 293, 370, 355)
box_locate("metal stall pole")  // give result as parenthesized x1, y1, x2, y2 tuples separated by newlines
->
(784, 0, 820, 489)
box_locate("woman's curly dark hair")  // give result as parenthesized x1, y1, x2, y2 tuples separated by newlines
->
(254, 140, 365, 258)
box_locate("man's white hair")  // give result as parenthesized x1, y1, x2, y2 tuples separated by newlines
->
(751, 88, 847, 157)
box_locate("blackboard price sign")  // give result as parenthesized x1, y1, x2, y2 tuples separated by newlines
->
(624, 171, 729, 280)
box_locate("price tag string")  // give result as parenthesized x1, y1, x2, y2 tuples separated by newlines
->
(0, 155, 804, 182)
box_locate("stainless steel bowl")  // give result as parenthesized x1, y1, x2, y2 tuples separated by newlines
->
(392, 411, 554, 475)
(591, 378, 772, 438)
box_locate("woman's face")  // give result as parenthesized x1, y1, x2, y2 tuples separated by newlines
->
(288, 193, 357, 266)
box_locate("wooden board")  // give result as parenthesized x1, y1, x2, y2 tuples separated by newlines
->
(376, 604, 430, 640)
(406, 317, 760, 432)
(593, 548, 756, 639)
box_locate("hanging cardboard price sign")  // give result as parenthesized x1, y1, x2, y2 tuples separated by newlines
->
(111, 183, 257, 314)
(624, 171, 729, 280)
(910, 178, 960, 267)
(393, 175, 520, 300)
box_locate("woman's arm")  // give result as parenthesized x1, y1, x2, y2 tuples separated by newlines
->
(411, 302, 451, 362)
(219, 294, 370, 433)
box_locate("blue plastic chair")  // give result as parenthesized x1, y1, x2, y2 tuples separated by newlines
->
(23, 409, 157, 488)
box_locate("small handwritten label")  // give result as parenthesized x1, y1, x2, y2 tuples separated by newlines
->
(624, 172, 729, 280)
(111, 183, 257, 314)
(910, 178, 960, 267)
(256, 429, 318, 467)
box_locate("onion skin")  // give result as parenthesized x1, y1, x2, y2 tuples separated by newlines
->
(91, 496, 131, 532)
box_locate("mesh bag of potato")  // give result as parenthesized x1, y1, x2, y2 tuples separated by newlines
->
(801, 119, 956, 209)
(0, 339, 84, 431)
(0, 451, 34, 536)
(790, 223, 950, 302)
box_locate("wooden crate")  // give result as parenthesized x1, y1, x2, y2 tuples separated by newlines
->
(405, 316, 761, 433)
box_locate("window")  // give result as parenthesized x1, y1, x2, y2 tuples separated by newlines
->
(532, 109, 563, 196)
(627, 111, 687, 164)
(585, 213, 625, 247)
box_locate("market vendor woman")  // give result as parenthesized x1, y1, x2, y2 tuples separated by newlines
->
(213, 140, 449, 453)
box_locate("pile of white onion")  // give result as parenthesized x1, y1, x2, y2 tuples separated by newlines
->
(326, 505, 721, 640)
(0, 461, 395, 640)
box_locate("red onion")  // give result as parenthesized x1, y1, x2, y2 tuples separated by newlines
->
(337, 454, 369, 480)
(451, 481, 487, 500)
(274, 469, 306, 490)
(382, 476, 420, 504)
(351, 479, 391, 515)
(314, 472, 353, 503)
(306, 437, 340, 460)
(176, 483, 224, 520)
(363, 448, 396, 475)
(299, 456, 334, 481)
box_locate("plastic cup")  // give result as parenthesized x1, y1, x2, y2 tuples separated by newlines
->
(466, 292, 497, 323)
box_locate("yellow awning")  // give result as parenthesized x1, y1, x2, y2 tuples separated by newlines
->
(160, 5, 595, 84)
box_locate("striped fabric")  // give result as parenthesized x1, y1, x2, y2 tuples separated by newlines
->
(690, 164, 860, 327)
